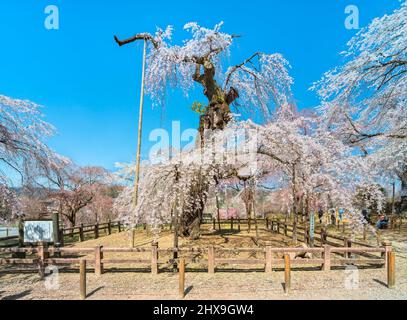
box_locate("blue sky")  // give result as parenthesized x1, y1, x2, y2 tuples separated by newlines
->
(0, 0, 402, 171)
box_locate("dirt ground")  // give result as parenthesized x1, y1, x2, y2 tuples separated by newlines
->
(0, 222, 406, 300)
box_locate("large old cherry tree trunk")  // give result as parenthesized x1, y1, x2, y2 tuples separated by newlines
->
(179, 63, 239, 239)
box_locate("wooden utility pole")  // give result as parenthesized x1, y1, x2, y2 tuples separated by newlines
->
(115, 37, 148, 247)
(173, 166, 180, 269)
(132, 39, 147, 212)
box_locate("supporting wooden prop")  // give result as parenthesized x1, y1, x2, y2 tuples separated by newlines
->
(387, 251, 395, 289)
(107, 220, 112, 235)
(320, 227, 327, 245)
(284, 254, 291, 294)
(14, 219, 26, 259)
(323, 245, 331, 271)
(59, 229, 65, 247)
(265, 246, 272, 273)
(80, 259, 87, 300)
(376, 230, 381, 246)
(208, 245, 215, 274)
(151, 243, 158, 274)
(130, 229, 136, 248)
(179, 258, 185, 299)
(79, 224, 85, 242)
(52, 212, 61, 246)
(94, 224, 99, 239)
(95, 245, 103, 276)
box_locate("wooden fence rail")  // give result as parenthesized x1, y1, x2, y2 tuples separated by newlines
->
(0, 242, 390, 276)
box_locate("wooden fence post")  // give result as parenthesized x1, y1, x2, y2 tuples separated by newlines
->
(94, 224, 99, 239)
(346, 238, 352, 258)
(130, 229, 136, 248)
(238, 218, 241, 232)
(37, 242, 49, 279)
(231, 218, 234, 231)
(284, 224, 288, 237)
(265, 246, 272, 273)
(95, 245, 103, 276)
(179, 258, 185, 299)
(151, 243, 158, 275)
(284, 254, 291, 294)
(382, 241, 392, 269)
(118, 221, 121, 233)
(18, 218, 24, 245)
(212, 218, 216, 230)
(80, 259, 87, 300)
(59, 229, 65, 247)
(343, 238, 349, 258)
(321, 227, 327, 245)
(376, 230, 381, 246)
(266, 218, 269, 230)
(79, 224, 84, 242)
(107, 220, 112, 235)
(208, 245, 215, 274)
(387, 251, 395, 289)
(323, 245, 331, 271)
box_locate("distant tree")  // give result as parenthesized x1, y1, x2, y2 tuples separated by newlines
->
(353, 184, 386, 214)
(312, 1, 407, 179)
(82, 185, 123, 224)
(42, 163, 110, 227)
(0, 94, 65, 223)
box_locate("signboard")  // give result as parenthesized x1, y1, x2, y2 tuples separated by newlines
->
(24, 220, 54, 244)
(309, 212, 315, 239)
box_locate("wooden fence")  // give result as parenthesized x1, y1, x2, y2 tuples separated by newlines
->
(61, 221, 122, 244)
(0, 221, 122, 247)
(266, 218, 381, 248)
(205, 217, 382, 250)
(0, 242, 391, 275)
(204, 218, 268, 231)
